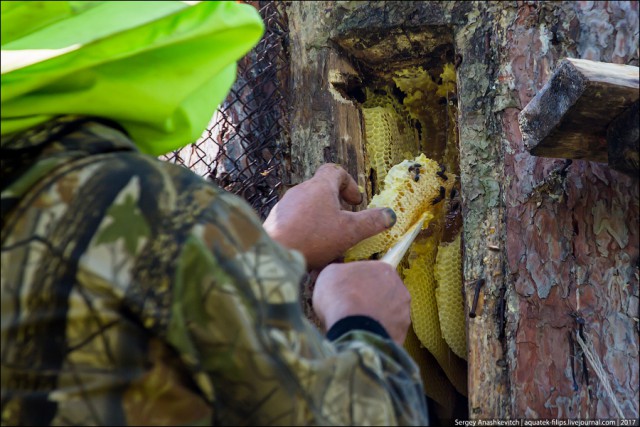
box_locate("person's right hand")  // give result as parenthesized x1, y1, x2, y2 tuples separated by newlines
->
(312, 261, 411, 345)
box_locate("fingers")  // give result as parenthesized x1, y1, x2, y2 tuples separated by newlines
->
(314, 163, 362, 205)
(313, 260, 411, 344)
(343, 207, 397, 247)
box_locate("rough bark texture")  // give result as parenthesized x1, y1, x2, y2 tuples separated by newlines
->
(286, 1, 639, 420)
(502, 1, 639, 420)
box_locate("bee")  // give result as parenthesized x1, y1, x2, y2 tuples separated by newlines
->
(408, 162, 422, 182)
(436, 163, 448, 181)
(431, 186, 446, 205)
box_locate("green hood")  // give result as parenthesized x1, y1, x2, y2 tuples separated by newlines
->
(1, 1, 264, 155)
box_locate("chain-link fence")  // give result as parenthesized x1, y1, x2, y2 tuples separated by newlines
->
(160, 1, 290, 219)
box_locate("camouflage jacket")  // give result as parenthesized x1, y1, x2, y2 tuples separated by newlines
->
(0, 116, 428, 426)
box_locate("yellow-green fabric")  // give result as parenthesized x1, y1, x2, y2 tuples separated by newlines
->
(0, 1, 264, 155)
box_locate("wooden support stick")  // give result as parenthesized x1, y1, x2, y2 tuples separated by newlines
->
(518, 58, 639, 175)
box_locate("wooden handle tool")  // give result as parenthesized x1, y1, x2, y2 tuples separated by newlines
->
(380, 212, 431, 268)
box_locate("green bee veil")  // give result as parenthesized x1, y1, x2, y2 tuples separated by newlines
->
(1, 1, 264, 155)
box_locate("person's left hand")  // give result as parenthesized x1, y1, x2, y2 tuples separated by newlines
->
(263, 164, 396, 270)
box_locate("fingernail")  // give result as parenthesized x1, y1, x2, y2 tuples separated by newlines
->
(383, 208, 397, 228)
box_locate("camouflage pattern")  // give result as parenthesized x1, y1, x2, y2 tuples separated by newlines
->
(1, 116, 428, 426)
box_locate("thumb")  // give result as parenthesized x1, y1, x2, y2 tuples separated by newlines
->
(344, 207, 397, 245)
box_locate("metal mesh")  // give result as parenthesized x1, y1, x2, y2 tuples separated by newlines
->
(160, 1, 290, 219)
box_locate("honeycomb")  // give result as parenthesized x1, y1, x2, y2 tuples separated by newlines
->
(362, 87, 411, 118)
(362, 108, 408, 184)
(403, 234, 467, 396)
(393, 64, 459, 174)
(344, 153, 451, 261)
(393, 67, 438, 122)
(361, 88, 417, 184)
(435, 233, 466, 360)
(437, 63, 457, 98)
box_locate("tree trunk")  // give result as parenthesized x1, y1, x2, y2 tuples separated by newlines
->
(286, 1, 639, 420)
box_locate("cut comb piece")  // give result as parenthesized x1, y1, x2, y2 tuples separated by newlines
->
(381, 212, 432, 268)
